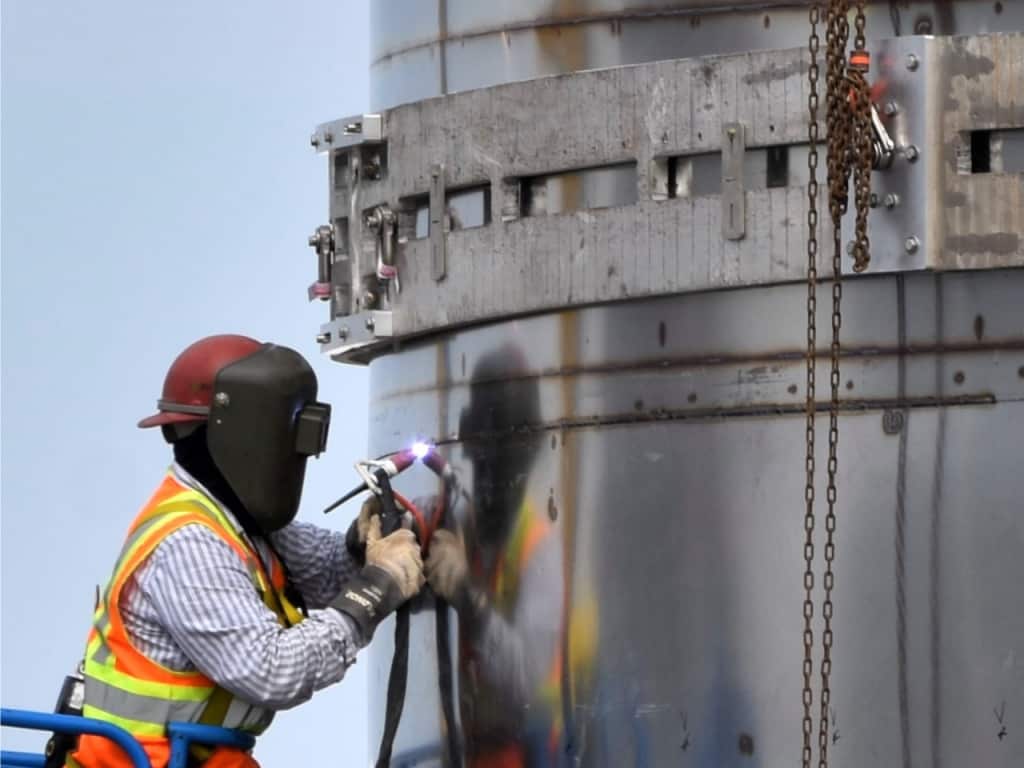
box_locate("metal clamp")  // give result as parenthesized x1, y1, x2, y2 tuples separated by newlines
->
(870, 104, 896, 170)
(366, 205, 399, 293)
(307, 224, 335, 302)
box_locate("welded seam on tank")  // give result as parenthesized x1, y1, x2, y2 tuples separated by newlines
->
(373, 340, 1024, 400)
(370, 2, 822, 65)
(436, 393, 1002, 446)
(929, 276, 946, 768)
(894, 275, 912, 768)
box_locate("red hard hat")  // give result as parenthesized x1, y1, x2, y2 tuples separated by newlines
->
(138, 334, 264, 429)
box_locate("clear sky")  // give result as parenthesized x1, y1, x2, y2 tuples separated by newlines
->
(2, 1, 373, 763)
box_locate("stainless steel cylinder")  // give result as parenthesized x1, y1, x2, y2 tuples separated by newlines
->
(337, 2, 1024, 765)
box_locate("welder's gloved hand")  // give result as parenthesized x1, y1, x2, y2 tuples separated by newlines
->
(330, 516, 424, 640)
(425, 529, 468, 602)
(427, 529, 488, 627)
(344, 495, 381, 566)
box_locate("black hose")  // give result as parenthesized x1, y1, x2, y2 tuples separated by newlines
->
(374, 472, 410, 768)
(435, 599, 461, 767)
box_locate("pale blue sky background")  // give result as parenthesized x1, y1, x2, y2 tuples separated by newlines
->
(2, 1, 374, 763)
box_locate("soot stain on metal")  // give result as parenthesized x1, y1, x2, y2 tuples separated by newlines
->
(741, 57, 807, 87)
(788, 384, 799, 395)
(738, 732, 754, 756)
(974, 315, 985, 341)
(846, 379, 855, 391)
(634, 399, 645, 412)
(946, 233, 1020, 256)
(547, 491, 558, 522)
(687, 393, 698, 404)
(954, 371, 966, 385)
(551, 434, 557, 450)
(658, 321, 667, 348)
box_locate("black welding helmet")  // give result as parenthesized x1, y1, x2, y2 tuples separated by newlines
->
(206, 343, 331, 532)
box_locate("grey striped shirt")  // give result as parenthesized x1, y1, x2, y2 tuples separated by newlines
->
(116, 464, 365, 711)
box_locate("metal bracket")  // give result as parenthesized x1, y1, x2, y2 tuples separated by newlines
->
(721, 123, 746, 241)
(317, 310, 394, 359)
(366, 205, 399, 293)
(429, 164, 447, 281)
(311, 114, 383, 153)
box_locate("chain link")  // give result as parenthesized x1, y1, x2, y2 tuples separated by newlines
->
(801, 4, 821, 768)
(805, 1, 873, 766)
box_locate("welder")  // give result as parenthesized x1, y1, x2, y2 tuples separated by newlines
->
(61, 334, 424, 768)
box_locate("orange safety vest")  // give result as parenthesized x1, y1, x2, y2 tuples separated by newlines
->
(68, 471, 304, 768)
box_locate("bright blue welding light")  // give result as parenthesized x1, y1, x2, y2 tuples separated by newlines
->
(411, 441, 432, 460)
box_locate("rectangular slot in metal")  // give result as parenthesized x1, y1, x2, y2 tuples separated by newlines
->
(521, 163, 637, 216)
(992, 129, 1024, 174)
(662, 144, 811, 199)
(971, 130, 992, 174)
(447, 185, 492, 231)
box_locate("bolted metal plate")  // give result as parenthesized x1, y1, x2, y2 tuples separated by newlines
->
(315, 33, 1024, 362)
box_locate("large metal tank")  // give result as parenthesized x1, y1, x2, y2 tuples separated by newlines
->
(311, 2, 1024, 765)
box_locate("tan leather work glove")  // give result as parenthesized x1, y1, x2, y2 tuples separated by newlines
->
(345, 495, 382, 565)
(365, 516, 424, 601)
(330, 513, 424, 640)
(425, 529, 469, 603)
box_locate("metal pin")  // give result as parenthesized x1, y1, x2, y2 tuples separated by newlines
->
(904, 145, 920, 162)
(316, 332, 331, 345)
(905, 236, 921, 254)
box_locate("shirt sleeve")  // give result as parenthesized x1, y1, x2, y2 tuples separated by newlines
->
(139, 523, 366, 711)
(269, 520, 361, 609)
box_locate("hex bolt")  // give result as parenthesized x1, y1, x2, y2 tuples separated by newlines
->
(214, 392, 230, 407)
(884, 101, 899, 117)
(316, 332, 331, 345)
(322, 132, 333, 144)
(905, 236, 921, 254)
(338, 327, 349, 341)
(904, 145, 920, 162)
(884, 193, 900, 209)
(309, 133, 320, 148)
(365, 317, 376, 331)
(905, 53, 920, 71)
(869, 193, 879, 208)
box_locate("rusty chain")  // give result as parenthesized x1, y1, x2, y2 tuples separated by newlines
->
(801, 4, 821, 768)
(804, 2, 872, 767)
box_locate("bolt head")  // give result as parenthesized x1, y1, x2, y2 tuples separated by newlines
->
(365, 317, 376, 331)
(905, 53, 920, 71)
(904, 145, 920, 162)
(214, 392, 230, 407)
(322, 132, 333, 144)
(884, 193, 900, 209)
(316, 332, 331, 345)
(310, 133, 320, 147)
(884, 101, 899, 116)
(338, 327, 349, 340)
(905, 236, 921, 254)
(869, 193, 879, 208)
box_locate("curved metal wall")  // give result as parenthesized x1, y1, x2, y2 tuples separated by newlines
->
(366, 271, 1024, 766)
(358, 1, 1024, 765)
(369, 0, 1022, 109)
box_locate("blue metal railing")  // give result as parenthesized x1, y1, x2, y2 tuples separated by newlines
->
(1, 708, 255, 768)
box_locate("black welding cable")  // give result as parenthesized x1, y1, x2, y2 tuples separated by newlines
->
(374, 472, 411, 768)
(436, 596, 461, 767)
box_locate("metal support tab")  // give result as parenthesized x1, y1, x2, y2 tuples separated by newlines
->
(722, 122, 746, 241)
(429, 164, 447, 281)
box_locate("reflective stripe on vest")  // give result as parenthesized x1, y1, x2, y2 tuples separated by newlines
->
(72, 472, 302, 766)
